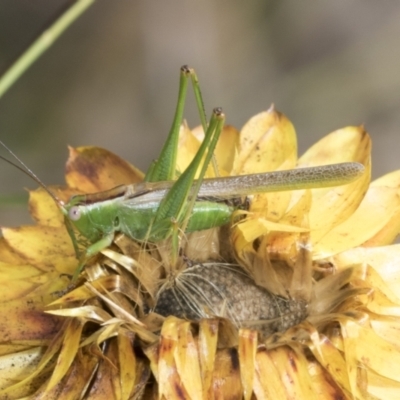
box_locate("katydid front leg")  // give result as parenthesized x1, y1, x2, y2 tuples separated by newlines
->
(71, 232, 115, 282)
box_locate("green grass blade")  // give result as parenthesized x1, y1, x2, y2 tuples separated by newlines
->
(0, 0, 95, 99)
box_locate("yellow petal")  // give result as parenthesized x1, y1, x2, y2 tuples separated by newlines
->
(175, 321, 202, 400)
(2, 226, 76, 274)
(85, 338, 120, 399)
(308, 333, 352, 394)
(47, 318, 83, 390)
(28, 187, 69, 227)
(300, 127, 371, 251)
(65, 146, 144, 192)
(308, 357, 348, 399)
(253, 348, 287, 398)
(214, 125, 240, 175)
(212, 348, 243, 398)
(238, 329, 257, 400)
(233, 106, 297, 175)
(158, 317, 189, 399)
(333, 245, 400, 298)
(198, 319, 218, 398)
(352, 262, 400, 305)
(340, 317, 400, 384)
(279, 188, 312, 228)
(0, 262, 44, 302)
(238, 217, 308, 243)
(186, 123, 240, 177)
(0, 276, 64, 342)
(233, 107, 298, 223)
(143, 342, 159, 383)
(371, 168, 400, 188)
(370, 314, 400, 348)
(250, 191, 313, 264)
(46, 305, 112, 322)
(302, 126, 370, 215)
(177, 121, 201, 176)
(299, 125, 369, 166)
(0, 237, 26, 265)
(313, 184, 400, 258)
(36, 353, 98, 399)
(268, 346, 316, 399)
(362, 289, 400, 317)
(118, 332, 137, 400)
(363, 170, 400, 246)
(0, 347, 44, 396)
(366, 369, 400, 400)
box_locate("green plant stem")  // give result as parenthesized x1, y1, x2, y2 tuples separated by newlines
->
(0, 0, 95, 99)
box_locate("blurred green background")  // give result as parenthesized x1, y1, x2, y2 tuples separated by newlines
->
(1, 0, 400, 226)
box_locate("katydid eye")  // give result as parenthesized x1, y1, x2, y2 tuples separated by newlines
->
(69, 206, 81, 221)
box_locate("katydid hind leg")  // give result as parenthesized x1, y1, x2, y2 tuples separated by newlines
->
(150, 108, 225, 240)
(180, 109, 225, 233)
(145, 66, 210, 183)
(145, 66, 190, 183)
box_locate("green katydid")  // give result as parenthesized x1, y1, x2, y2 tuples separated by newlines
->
(0, 66, 365, 282)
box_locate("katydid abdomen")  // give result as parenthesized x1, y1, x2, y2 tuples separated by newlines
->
(130, 200, 235, 242)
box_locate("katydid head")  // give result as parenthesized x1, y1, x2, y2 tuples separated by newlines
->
(62, 185, 129, 243)
(63, 198, 99, 242)
(63, 196, 103, 243)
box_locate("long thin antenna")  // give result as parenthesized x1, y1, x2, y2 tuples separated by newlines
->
(0, 140, 64, 208)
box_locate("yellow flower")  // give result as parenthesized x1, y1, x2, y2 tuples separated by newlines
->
(1, 107, 400, 399)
